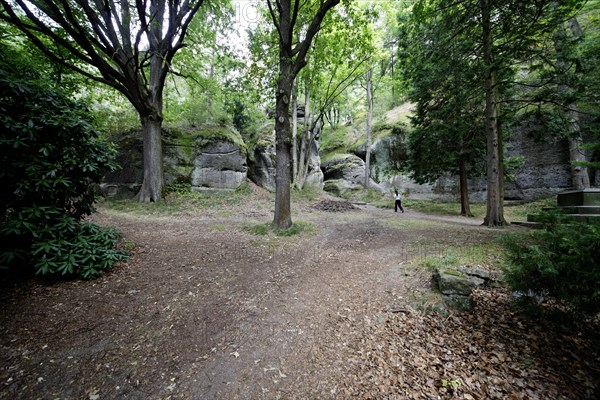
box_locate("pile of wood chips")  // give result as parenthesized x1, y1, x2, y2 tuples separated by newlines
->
(314, 199, 357, 212)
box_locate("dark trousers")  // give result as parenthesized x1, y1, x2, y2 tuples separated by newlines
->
(395, 199, 404, 213)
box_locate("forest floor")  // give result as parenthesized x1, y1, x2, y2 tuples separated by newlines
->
(1, 184, 599, 400)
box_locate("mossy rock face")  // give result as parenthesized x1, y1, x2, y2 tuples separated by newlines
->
(433, 268, 485, 296)
(322, 154, 385, 195)
(191, 141, 248, 190)
(163, 125, 246, 150)
(103, 130, 143, 188)
(102, 125, 248, 195)
(322, 154, 364, 181)
(246, 122, 276, 191)
(323, 179, 365, 197)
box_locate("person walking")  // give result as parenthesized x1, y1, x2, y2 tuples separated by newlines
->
(394, 190, 404, 213)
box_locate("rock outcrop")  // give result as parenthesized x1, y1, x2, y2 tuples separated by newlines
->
(432, 266, 503, 309)
(100, 126, 248, 197)
(191, 140, 247, 190)
(247, 124, 276, 192)
(322, 154, 385, 196)
(377, 127, 579, 202)
(303, 134, 325, 187)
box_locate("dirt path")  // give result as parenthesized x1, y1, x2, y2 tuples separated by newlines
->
(3, 200, 599, 399)
(1, 200, 506, 399)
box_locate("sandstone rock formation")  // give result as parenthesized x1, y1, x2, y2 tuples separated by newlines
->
(322, 154, 384, 196)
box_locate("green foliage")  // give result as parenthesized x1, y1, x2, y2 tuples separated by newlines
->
(0, 45, 126, 278)
(320, 125, 354, 157)
(502, 222, 600, 314)
(0, 206, 127, 278)
(229, 99, 252, 134)
(398, 0, 487, 185)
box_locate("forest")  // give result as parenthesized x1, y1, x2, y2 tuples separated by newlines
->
(1, 0, 600, 399)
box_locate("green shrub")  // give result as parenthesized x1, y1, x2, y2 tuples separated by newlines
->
(501, 222, 600, 314)
(0, 46, 127, 278)
(1, 204, 128, 279)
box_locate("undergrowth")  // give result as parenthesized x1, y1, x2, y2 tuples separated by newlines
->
(502, 220, 600, 314)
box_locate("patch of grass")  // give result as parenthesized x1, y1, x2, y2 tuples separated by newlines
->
(292, 184, 322, 202)
(242, 220, 316, 237)
(102, 183, 258, 215)
(333, 188, 390, 207)
(390, 197, 556, 222)
(355, 189, 388, 204)
(243, 222, 271, 236)
(410, 291, 449, 316)
(120, 240, 136, 251)
(421, 251, 461, 270)
(403, 199, 487, 217)
(383, 217, 440, 229)
(419, 242, 505, 271)
(503, 197, 555, 221)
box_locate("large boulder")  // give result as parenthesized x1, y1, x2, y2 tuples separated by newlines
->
(304, 132, 324, 188)
(322, 154, 384, 196)
(247, 122, 324, 191)
(165, 126, 247, 191)
(100, 126, 247, 197)
(247, 124, 276, 191)
(191, 140, 247, 190)
(432, 265, 503, 309)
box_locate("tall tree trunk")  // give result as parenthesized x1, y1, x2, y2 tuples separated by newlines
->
(497, 117, 507, 223)
(267, 0, 340, 229)
(555, 15, 590, 189)
(304, 85, 311, 138)
(296, 131, 308, 189)
(273, 61, 294, 229)
(347, 93, 353, 125)
(569, 135, 590, 189)
(299, 119, 321, 189)
(138, 33, 165, 203)
(458, 157, 473, 217)
(365, 68, 373, 190)
(390, 43, 395, 108)
(292, 82, 298, 184)
(295, 85, 311, 188)
(138, 113, 164, 203)
(481, 0, 505, 227)
(206, 48, 215, 125)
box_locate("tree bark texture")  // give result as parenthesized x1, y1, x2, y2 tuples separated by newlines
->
(292, 83, 298, 184)
(481, 0, 505, 227)
(273, 61, 294, 229)
(139, 114, 164, 203)
(365, 68, 373, 190)
(557, 15, 590, 189)
(458, 158, 473, 217)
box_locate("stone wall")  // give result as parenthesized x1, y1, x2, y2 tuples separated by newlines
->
(100, 126, 248, 198)
(101, 123, 325, 198)
(374, 127, 583, 202)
